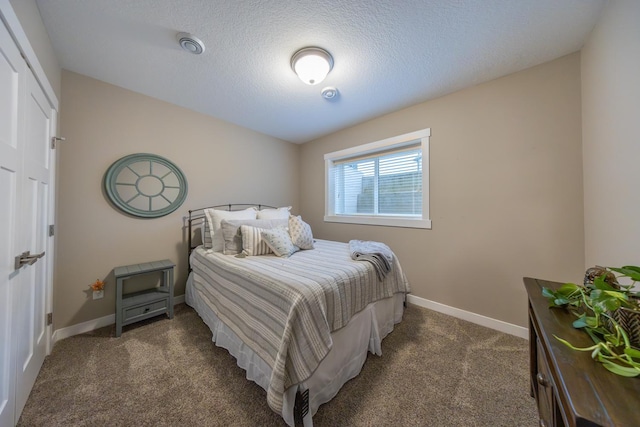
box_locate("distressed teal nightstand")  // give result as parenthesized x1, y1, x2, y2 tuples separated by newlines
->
(114, 259, 174, 337)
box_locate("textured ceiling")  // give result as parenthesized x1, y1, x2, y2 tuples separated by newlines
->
(36, 0, 605, 143)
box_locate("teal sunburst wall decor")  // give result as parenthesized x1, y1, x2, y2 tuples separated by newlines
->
(104, 153, 188, 218)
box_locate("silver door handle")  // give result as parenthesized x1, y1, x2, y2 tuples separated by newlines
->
(15, 251, 45, 270)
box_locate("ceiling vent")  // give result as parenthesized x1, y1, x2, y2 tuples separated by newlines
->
(177, 32, 205, 55)
(321, 87, 338, 100)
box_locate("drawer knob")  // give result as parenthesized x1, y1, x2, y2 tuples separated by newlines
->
(144, 307, 150, 313)
(536, 372, 549, 387)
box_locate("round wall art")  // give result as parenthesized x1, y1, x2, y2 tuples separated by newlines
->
(104, 153, 188, 218)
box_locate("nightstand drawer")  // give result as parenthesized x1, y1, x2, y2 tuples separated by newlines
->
(123, 298, 168, 323)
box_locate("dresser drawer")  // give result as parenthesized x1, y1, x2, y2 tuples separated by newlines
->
(535, 338, 556, 427)
(524, 277, 640, 427)
(123, 298, 169, 323)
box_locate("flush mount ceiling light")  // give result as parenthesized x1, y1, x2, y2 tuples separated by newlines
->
(177, 32, 205, 54)
(291, 47, 334, 85)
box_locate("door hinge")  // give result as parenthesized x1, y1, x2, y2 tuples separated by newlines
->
(51, 136, 66, 149)
(47, 313, 53, 326)
(49, 224, 55, 236)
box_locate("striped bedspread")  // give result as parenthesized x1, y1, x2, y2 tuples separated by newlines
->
(189, 239, 410, 415)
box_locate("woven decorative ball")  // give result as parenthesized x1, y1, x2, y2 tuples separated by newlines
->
(584, 265, 619, 288)
(608, 307, 640, 350)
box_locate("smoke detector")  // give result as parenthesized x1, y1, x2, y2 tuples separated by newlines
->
(177, 32, 205, 55)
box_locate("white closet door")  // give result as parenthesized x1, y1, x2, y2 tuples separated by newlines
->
(0, 16, 55, 426)
(14, 66, 53, 420)
(0, 16, 24, 427)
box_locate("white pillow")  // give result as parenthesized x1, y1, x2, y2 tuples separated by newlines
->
(203, 207, 257, 250)
(220, 218, 288, 255)
(240, 225, 273, 256)
(261, 227, 300, 258)
(256, 206, 291, 220)
(288, 215, 314, 250)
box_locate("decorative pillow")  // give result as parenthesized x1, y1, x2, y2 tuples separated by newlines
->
(203, 207, 257, 250)
(261, 227, 300, 258)
(288, 215, 314, 250)
(220, 218, 288, 255)
(256, 206, 291, 220)
(240, 225, 274, 256)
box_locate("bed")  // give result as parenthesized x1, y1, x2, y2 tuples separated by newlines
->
(185, 204, 410, 426)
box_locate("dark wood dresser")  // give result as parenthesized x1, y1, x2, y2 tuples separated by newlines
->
(524, 277, 640, 427)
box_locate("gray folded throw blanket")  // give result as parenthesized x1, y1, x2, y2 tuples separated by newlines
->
(349, 240, 393, 281)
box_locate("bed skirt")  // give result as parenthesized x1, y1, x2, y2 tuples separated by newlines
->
(186, 272, 404, 426)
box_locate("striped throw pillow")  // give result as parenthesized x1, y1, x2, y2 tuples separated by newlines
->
(240, 225, 273, 256)
(220, 218, 288, 255)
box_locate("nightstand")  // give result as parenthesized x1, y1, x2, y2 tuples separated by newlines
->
(114, 259, 174, 337)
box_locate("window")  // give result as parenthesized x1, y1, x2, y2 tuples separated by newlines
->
(324, 128, 431, 229)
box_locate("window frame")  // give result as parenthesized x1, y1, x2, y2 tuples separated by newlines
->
(324, 128, 431, 229)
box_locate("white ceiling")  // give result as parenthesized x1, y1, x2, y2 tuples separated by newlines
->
(36, 0, 605, 144)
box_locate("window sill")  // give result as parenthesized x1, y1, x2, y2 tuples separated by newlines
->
(324, 215, 431, 229)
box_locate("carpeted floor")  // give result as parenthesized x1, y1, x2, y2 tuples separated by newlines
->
(18, 303, 538, 426)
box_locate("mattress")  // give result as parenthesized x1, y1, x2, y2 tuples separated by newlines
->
(187, 239, 409, 426)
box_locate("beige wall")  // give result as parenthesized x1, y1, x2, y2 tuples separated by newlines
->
(300, 54, 585, 328)
(9, 1, 598, 332)
(9, 0, 61, 98)
(56, 71, 299, 329)
(582, 0, 640, 267)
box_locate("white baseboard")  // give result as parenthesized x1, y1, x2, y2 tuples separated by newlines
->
(52, 294, 526, 345)
(52, 294, 186, 345)
(52, 313, 115, 344)
(406, 294, 529, 339)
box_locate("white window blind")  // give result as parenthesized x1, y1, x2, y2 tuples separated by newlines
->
(333, 145, 422, 216)
(324, 128, 431, 229)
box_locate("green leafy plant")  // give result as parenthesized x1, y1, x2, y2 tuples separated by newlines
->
(542, 266, 640, 377)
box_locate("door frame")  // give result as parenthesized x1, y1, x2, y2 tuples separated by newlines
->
(0, 1, 58, 111)
(1, 0, 59, 354)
